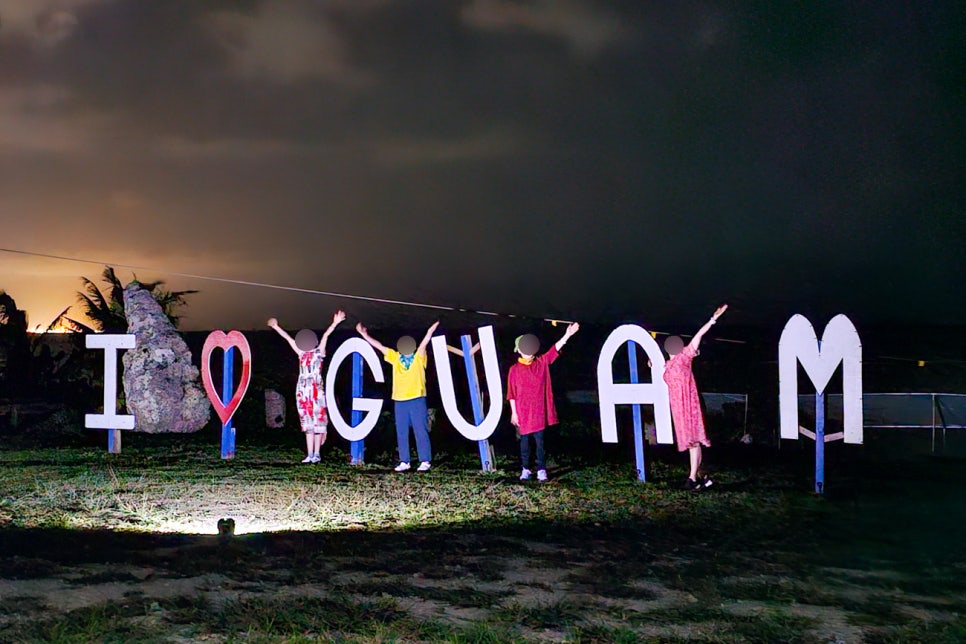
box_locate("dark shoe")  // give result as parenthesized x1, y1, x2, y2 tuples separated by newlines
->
(696, 475, 714, 489)
(684, 478, 703, 491)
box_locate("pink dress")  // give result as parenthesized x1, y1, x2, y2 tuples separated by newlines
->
(663, 344, 711, 452)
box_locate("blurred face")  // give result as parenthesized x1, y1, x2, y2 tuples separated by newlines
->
(518, 334, 540, 357)
(664, 335, 684, 356)
(397, 335, 417, 355)
(295, 329, 318, 351)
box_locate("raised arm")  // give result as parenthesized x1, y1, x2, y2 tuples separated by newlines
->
(355, 322, 389, 356)
(687, 304, 728, 352)
(267, 318, 300, 355)
(417, 321, 441, 357)
(554, 322, 580, 352)
(317, 310, 346, 354)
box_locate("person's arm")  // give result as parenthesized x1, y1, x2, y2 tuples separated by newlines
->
(687, 304, 728, 352)
(554, 322, 580, 352)
(317, 310, 346, 355)
(267, 318, 300, 355)
(507, 369, 519, 426)
(417, 321, 440, 357)
(446, 342, 481, 357)
(356, 322, 389, 356)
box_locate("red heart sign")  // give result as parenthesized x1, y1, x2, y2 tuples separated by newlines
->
(201, 330, 252, 426)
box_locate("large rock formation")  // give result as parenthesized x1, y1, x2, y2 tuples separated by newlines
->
(122, 283, 210, 433)
(264, 389, 285, 428)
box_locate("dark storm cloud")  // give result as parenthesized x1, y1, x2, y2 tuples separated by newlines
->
(0, 0, 962, 330)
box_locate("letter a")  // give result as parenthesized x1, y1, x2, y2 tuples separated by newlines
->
(597, 325, 673, 445)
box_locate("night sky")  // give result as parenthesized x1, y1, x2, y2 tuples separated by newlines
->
(1, 1, 963, 332)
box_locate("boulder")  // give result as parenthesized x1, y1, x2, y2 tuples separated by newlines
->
(264, 389, 285, 428)
(122, 283, 210, 433)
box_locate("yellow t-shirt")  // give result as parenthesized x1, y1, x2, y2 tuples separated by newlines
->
(385, 350, 428, 401)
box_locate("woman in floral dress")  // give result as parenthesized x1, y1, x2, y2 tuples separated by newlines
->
(268, 311, 345, 463)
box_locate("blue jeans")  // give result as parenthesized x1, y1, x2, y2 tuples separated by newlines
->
(520, 430, 545, 470)
(395, 397, 431, 464)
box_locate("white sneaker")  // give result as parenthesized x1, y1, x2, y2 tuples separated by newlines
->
(311, 454, 321, 463)
(417, 461, 431, 472)
(301, 455, 314, 464)
(537, 469, 548, 482)
(394, 462, 411, 472)
(520, 468, 532, 481)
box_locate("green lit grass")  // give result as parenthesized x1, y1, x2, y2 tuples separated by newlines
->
(0, 447, 789, 535)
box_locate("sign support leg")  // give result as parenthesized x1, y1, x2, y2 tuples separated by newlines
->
(627, 340, 646, 483)
(350, 352, 365, 464)
(221, 348, 236, 459)
(462, 334, 494, 472)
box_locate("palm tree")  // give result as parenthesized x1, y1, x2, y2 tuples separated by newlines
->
(58, 266, 198, 333)
(0, 291, 28, 333)
(0, 290, 31, 396)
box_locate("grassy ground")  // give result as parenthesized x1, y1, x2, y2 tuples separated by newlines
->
(0, 440, 964, 643)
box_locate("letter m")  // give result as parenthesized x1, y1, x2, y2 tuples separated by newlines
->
(779, 314, 863, 444)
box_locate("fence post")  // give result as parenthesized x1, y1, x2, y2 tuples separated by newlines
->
(743, 395, 749, 436)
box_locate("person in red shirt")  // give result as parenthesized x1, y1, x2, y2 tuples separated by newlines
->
(507, 322, 579, 481)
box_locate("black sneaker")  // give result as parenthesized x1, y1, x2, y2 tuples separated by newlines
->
(696, 475, 714, 489)
(684, 478, 703, 491)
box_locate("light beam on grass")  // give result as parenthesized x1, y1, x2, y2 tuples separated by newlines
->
(157, 517, 298, 536)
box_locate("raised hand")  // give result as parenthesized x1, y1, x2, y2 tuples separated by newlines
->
(333, 310, 346, 325)
(713, 304, 728, 320)
(566, 322, 580, 337)
(267, 317, 278, 328)
(356, 322, 367, 335)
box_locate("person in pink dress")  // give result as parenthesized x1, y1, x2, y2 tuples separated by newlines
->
(507, 322, 579, 481)
(663, 304, 728, 491)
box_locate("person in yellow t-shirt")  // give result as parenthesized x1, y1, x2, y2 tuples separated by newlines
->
(356, 320, 439, 472)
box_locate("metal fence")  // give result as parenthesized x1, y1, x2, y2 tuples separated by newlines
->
(798, 392, 966, 451)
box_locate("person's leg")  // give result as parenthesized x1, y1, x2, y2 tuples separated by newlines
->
(688, 445, 701, 481)
(302, 428, 313, 463)
(520, 433, 531, 469)
(297, 384, 314, 462)
(534, 430, 546, 470)
(395, 400, 411, 464)
(312, 405, 327, 457)
(313, 431, 324, 455)
(410, 397, 432, 464)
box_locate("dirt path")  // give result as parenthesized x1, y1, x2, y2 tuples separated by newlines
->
(1, 523, 959, 642)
